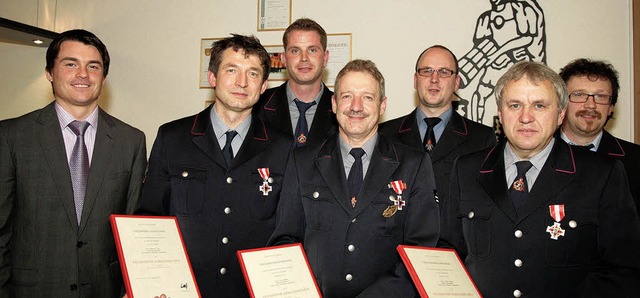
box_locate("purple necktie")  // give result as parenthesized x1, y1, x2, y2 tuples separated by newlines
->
(68, 121, 90, 224)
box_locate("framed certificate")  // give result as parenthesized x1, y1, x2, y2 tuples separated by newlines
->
(199, 38, 222, 88)
(257, 0, 292, 31)
(324, 33, 352, 88)
(237, 243, 322, 298)
(397, 245, 482, 298)
(110, 215, 201, 298)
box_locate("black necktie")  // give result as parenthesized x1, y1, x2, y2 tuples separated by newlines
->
(294, 99, 316, 147)
(347, 148, 365, 208)
(423, 117, 442, 153)
(222, 130, 238, 165)
(68, 121, 90, 224)
(509, 161, 533, 214)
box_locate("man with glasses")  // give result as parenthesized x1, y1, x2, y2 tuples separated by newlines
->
(380, 45, 496, 212)
(558, 58, 640, 215)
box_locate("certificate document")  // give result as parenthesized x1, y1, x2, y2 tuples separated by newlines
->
(237, 243, 322, 298)
(110, 215, 200, 298)
(397, 245, 482, 298)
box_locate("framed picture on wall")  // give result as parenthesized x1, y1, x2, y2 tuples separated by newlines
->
(264, 45, 287, 82)
(199, 38, 221, 89)
(257, 0, 292, 31)
(325, 33, 352, 88)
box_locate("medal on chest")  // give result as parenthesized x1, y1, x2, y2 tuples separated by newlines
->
(546, 204, 566, 240)
(258, 168, 272, 196)
(383, 180, 407, 218)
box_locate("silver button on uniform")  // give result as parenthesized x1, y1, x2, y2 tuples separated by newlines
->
(222, 237, 229, 244)
(345, 274, 353, 281)
(569, 220, 577, 228)
(468, 211, 475, 219)
(348, 245, 355, 252)
(313, 191, 319, 198)
(224, 207, 231, 214)
(226, 177, 233, 184)
(514, 259, 523, 267)
(181, 171, 189, 178)
(220, 268, 227, 274)
(268, 177, 274, 183)
(514, 230, 523, 238)
(513, 289, 522, 297)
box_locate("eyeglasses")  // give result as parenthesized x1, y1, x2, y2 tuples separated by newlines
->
(568, 92, 612, 105)
(416, 67, 456, 78)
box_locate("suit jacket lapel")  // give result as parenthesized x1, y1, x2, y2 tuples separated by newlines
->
(518, 141, 575, 221)
(231, 117, 269, 168)
(262, 83, 293, 135)
(36, 103, 78, 230)
(80, 109, 115, 232)
(477, 143, 518, 222)
(315, 136, 353, 214)
(191, 105, 228, 168)
(308, 84, 335, 140)
(597, 130, 625, 157)
(396, 109, 423, 151)
(353, 135, 400, 215)
(431, 112, 468, 162)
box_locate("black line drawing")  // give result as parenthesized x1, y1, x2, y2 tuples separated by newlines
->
(457, 0, 546, 125)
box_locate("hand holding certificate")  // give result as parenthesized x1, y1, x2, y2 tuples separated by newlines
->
(110, 215, 201, 298)
(397, 245, 482, 298)
(237, 243, 322, 298)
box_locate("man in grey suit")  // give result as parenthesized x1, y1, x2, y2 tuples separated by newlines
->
(0, 29, 147, 297)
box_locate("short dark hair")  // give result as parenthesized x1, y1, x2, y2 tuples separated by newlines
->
(415, 45, 459, 73)
(208, 34, 270, 82)
(559, 58, 620, 106)
(283, 18, 327, 50)
(46, 29, 110, 77)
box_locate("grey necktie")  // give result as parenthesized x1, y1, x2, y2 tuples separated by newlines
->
(68, 121, 90, 224)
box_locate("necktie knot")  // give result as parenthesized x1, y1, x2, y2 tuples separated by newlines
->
(349, 148, 366, 159)
(69, 121, 90, 136)
(294, 99, 316, 113)
(515, 160, 533, 176)
(224, 130, 238, 146)
(424, 117, 442, 128)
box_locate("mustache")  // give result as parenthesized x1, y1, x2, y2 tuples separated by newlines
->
(576, 110, 602, 119)
(343, 110, 369, 117)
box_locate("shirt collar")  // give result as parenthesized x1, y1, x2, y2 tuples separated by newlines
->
(55, 102, 99, 130)
(209, 103, 251, 141)
(286, 81, 324, 104)
(559, 130, 602, 151)
(504, 138, 555, 172)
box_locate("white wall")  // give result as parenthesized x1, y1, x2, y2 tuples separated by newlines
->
(1, 0, 635, 151)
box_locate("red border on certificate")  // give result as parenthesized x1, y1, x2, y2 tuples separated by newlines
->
(110, 214, 201, 298)
(237, 243, 322, 298)
(397, 245, 482, 298)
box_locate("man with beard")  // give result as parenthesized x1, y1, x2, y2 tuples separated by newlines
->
(255, 18, 337, 147)
(558, 58, 640, 216)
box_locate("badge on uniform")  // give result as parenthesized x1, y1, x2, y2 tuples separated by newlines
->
(258, 168, 272, 196)
(546, 204, 565, 240)
(384, 180, 407, 218)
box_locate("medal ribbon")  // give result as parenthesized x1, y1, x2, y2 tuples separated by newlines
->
(549, 204, 565, 222)
(258, 168, 270, 181)
(389, 180, 406, 195)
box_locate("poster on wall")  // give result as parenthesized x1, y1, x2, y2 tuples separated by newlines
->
(264, 45, 287, 81)
(257, 0, 292, 31)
